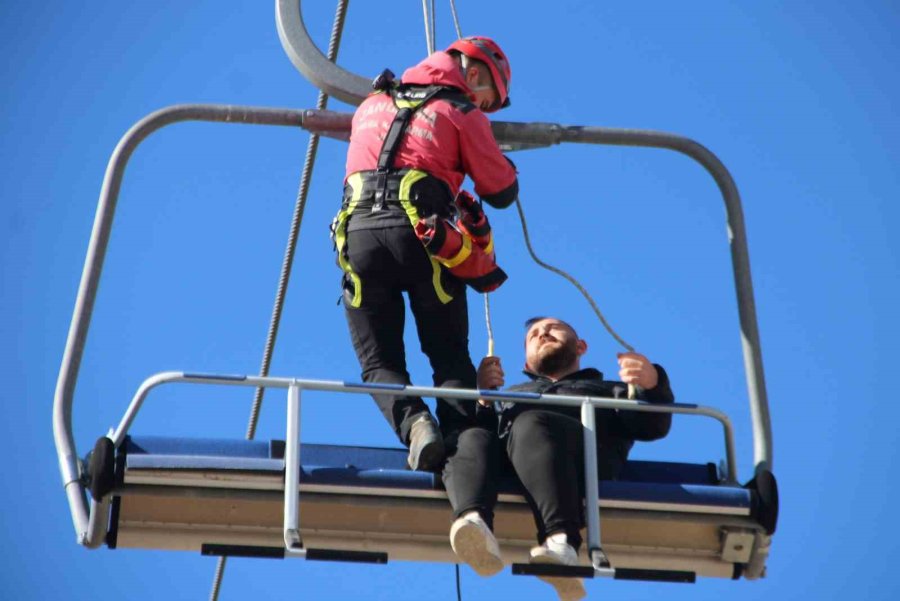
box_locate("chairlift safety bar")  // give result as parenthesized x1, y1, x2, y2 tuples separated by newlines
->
(110, 370, 738, 574)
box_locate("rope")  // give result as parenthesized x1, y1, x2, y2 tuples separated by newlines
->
(484, 293, 494, 357)
(513, 197, 638, 399)
(431, 0, 437, 53)
(439, 5, 469, 599)
(208, 556, 227, 601)
(514, 198, 633, 351)
(449, 0, 463, 39)
(241, 0, 348, 439)
(208, 1, 349, 599)
(421, 0, 435, 54)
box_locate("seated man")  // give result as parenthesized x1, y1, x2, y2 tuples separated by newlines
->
(445, 316, 674, 601)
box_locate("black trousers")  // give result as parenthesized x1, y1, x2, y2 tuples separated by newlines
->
(342, 226, 477, 444)
(442, 426, 502, 529)
(445, 408, 618, 548)
(506, 410, 591, 549)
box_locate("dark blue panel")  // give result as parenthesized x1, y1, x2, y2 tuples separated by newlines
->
(302, 465, 439, 490)
(126, 436, 271, 459)
(300, 444, 409, 471)
(601, 481, 751, 510)
(128, 455, 284, 472)
(122, 437, 747, 511)
(125, 437, 717, 484)
(618, 460, 715, 484)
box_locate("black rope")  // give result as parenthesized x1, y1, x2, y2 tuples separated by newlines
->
(456, 564, 462, 601)
(208, 555, 227, 601)
(243, 0, 349, 441)
(208, 1, 349, 599)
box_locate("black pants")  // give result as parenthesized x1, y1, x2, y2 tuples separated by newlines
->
(443, 407, 626, 546)
(506, 410, 590, 548)
(442, 426, 502, 529)
(342, 226, 477, 444)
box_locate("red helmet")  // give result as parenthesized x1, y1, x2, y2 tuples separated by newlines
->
(446, 36, 511, 112)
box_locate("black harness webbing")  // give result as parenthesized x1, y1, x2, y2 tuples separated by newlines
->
(372, 85, 444, 210)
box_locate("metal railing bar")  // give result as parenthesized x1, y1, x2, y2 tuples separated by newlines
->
(110, 371, 738, 483)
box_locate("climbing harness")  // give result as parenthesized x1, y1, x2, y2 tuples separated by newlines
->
(332, 73, 508, 304)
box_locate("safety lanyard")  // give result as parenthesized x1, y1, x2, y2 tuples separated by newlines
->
(372, 85, 443, 210)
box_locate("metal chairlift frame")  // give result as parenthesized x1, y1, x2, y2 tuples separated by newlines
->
(53, 0, 775, 583)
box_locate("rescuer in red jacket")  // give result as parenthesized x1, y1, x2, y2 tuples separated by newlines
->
(332, 36, 518, 472)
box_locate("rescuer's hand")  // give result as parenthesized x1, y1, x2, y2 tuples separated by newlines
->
(617, 352, 659, 390)
(476, 356, 505, 406)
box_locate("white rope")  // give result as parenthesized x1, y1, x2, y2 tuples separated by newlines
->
(449, 0, 463, 39)
(431, 0, 437, 52)
(421, 0, 435, 54)
(484, 293, 495, 356)
(433, 2, 631, 395)
(513, 197, 637, 398)
(514, 198, 634, 351)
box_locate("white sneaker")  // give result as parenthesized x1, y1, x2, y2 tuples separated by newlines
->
(529, 533, 586, 601)
(449, 511, 503, 577)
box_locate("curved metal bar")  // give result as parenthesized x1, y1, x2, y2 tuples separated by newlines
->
(486, 122, 772, 475)
(111, 371, 740, 482)
(110, 372, 186, 448)
(53, 104, 310, 543)
(276, 0, 369, 106)
(84, 495, 112, 549)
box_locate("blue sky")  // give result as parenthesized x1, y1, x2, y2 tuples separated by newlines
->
(3, 1, 899, 599)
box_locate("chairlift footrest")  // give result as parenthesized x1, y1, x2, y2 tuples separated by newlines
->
(512, 563, 596, 578)
(613, 568, 696, 583)
(305, 548, 388, 564)
(201, 544, 285, 559)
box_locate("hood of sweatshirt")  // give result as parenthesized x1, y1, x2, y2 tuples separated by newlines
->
(401, 51, 474, 100)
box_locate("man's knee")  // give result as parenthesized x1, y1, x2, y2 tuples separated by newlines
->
(432, 361, 477, 389)
(507, 410, 581, 459)
(508, 409, 553, 440)
(454, 426, 498, 453)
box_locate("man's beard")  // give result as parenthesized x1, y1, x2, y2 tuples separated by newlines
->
(531, 339, 578, 376)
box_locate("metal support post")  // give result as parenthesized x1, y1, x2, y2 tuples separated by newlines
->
(581, 401, 611, 572)
(283, 383, 303, 553)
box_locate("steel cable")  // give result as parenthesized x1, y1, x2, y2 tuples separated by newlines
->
(449, 0, 463, 39)
(513, 197, 636, 352)
(208, 1, 349, 599)
(422, 0, 435, 54)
